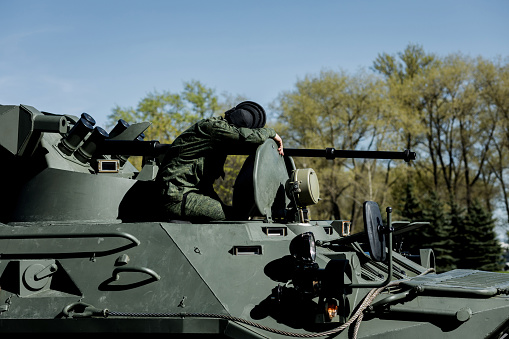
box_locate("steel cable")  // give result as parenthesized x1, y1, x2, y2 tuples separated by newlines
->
(105, 268, 435, 338)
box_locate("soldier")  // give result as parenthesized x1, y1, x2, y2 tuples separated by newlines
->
(157, 101, 284, 222)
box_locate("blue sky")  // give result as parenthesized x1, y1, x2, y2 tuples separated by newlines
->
(1, 0, 508, 128)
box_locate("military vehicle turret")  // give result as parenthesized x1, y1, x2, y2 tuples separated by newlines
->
(1, 104, 508, 338)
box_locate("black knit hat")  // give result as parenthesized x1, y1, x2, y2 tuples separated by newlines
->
(225, 101, 266, 129)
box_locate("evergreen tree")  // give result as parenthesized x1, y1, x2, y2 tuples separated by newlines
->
(421, 192, 456, 272)
(457, 200, 502, 271)
(401, 181, 423, 221)
(396, 181, 424, 253)
(447, 197, 466, 267)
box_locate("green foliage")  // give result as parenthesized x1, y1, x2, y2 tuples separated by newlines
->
(393, 181, 424, 255)
(455, 200, 502, 271)
(213, 155, 247, 205)
(372, 46, 507, 271)
(400, 181, 423, 221)
(108, 80, 221, 144)
(182, 80, 221, 119)
(373, 43, 438, 82)
(421, 192, 456, 272)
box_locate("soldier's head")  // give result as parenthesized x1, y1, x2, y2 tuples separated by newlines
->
(225, 101, 266, 129)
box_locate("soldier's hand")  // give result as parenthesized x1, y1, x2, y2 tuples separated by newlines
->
(273, 134, 284, 156)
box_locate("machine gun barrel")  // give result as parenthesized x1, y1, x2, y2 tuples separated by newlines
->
(284, 148, 416, 162)
(98, 140, 171, 156)
(98, 140, 416, 162)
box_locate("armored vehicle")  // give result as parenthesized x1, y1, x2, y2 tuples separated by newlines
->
(1, 104, 509, 338)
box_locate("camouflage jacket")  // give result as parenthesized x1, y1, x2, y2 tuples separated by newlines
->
(157, 116, 277, 203)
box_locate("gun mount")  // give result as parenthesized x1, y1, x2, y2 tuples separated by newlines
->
(0, 104, 508, 338)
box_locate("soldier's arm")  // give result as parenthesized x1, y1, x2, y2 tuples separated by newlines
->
(273, 133, 284, 155)
(210, 118, 284, 155)
(211, 119, 274, 143)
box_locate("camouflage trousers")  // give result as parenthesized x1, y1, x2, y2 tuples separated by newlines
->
(163, 191, 231, 222)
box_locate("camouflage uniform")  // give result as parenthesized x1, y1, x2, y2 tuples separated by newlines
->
(157, 116, 276, 222)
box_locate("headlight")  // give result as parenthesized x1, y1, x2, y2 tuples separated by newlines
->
(290, 232, 316, 264)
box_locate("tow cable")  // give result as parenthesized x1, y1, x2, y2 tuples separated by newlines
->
(61, 281, 401, 339)
(62, 269, 435, 338)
